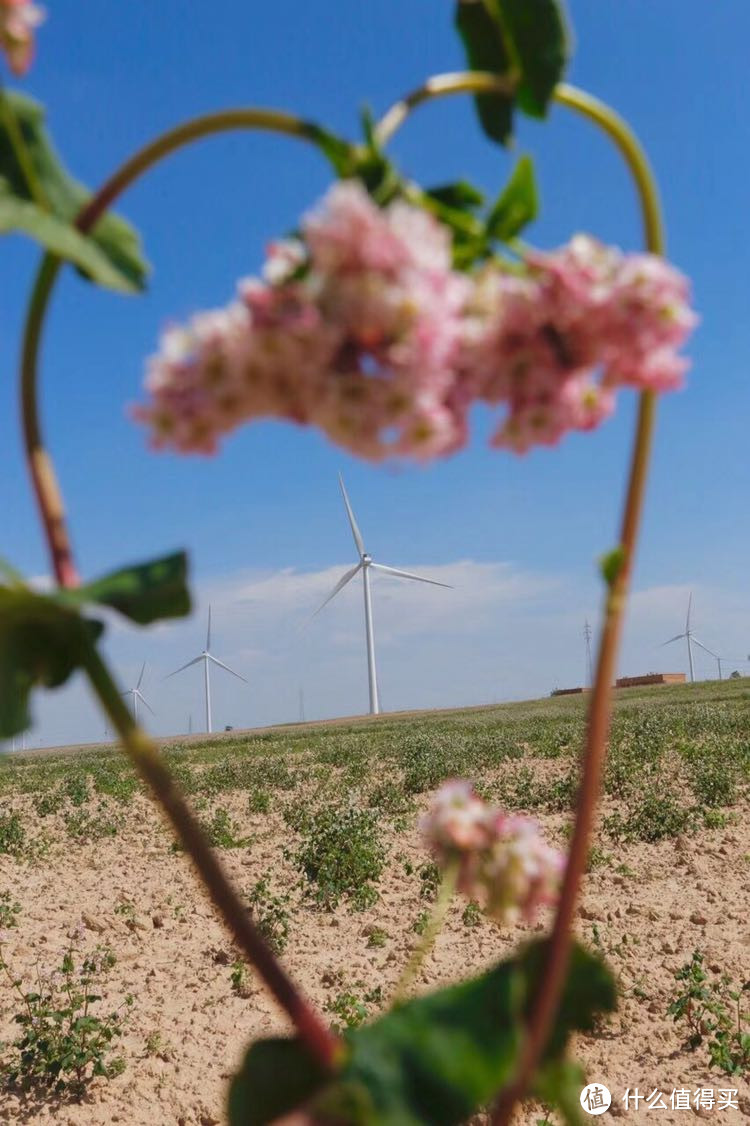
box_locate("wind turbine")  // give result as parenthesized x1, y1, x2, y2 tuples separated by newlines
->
(313, 475, 452, 716)
(165, 607, 247, 733)
(659, 593, 710, 683)
(122, 662, 155, 724)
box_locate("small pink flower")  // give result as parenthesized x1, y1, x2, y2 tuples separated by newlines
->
(0, 0, 44, 76)
(422, 780, 564, 923)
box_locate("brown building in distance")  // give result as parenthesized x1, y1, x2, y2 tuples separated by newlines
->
(552, 673, 685, 696)
(615, 672, 686, 688)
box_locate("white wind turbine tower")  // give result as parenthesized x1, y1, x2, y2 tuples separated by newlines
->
(313, 475, 452, 716)
(122, 662, 155, 724)
(165, 607, 247, 733)
(659, 592, 710, 684)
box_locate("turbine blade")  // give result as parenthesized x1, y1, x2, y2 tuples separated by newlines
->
(207, 605, 212, 652)
(659, 633, 685, 647)
(164, 654, 203, 679)
(136, 690, 156, 716)
(691, 637, 717, 657)
(312, 563, 362, 616)
(338, 474, 365, 556)
(136, 662, 146, 690)
(208, 653, 248, 683)
(686, 592, 692, 633)
(371, 562, 452, 589)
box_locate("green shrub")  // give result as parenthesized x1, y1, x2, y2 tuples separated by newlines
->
(418, 860, 441, 902)
(0, 943, 131, 1095)
(64, 804, 119, 842)
(462, 900, 482, 928)
(325, 984, 384, 1032)
(204, 807, 248, 849)
(295, 806, 385, 909)
(604, 788, 692, 842)
(669, 951, 750, 1076)
(248, 878, 290, 954)
(63, 773, 90, 807)
(33, 788, 65, 817)
(0, 812, 25, 856)
(687, 748, 739, 808)
(0, 892, 20, 929)
(248, 788, 270, 814)
(90, 764, 139, 804)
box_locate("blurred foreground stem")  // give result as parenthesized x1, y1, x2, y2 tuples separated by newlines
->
(377, 73, 665, 1122)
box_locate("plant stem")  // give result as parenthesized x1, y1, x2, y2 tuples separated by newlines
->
(376, 73, 665, 1121)
(18, 105, 348, 1067)
(80, 640, 339, 1071)
(393, 863, 458, 1004)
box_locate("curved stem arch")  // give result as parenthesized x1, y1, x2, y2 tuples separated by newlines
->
(21, 106, 336, 588)
(378, 72, 666, 1123)
(19, 75, 670, 1118)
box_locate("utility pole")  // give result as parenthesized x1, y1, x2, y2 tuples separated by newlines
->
(584, 619, 593, 688)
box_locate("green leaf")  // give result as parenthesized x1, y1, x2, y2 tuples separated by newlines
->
(323, 962, 521, 1124)
(532, 1058, 586, 1125)
(424, 181, 485, 211)
(0, 90, 149, 293)
(229, 940, 615, 1125)
(454, 0, 571, 144)
(497, 0, 571, 118)
(228, 1038, 329, 1126)
(455, 1, 516, 145)
(310, 125, 359, 179)
(486, 155, 538, 241)
(0, 586, 103, 738)
(599, 545, 626, 588)
(518, 940, 617, 1060)
(62, 551, 191, 626)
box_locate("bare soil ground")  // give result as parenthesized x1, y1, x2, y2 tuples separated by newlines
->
(1, 684, 749, 1124)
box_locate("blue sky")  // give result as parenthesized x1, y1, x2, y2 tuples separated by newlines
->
(2, 2, 749, 746)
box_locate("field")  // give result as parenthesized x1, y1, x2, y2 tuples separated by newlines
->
(1, 680, 749, 1124)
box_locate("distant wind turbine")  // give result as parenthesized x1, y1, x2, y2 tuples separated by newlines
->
(122, 662, 155, 723)
(659, 593, 712, 683)
(165, 607, 247, 733)
(313, 475, 452, 716)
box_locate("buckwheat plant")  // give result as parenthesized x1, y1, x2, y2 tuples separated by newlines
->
(0, 2, 696, 1122)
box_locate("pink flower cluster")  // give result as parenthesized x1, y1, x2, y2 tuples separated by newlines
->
(135, 181, 696, 460)
(0, 0, 44, 75)
(421, 780, 564, 924)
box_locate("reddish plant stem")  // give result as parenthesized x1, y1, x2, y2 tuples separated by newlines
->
(491, 401, 656, 1125)
(18, 106, 342, 1070)
(81, 642, 340, 1071)
(20, 254, 79, 587)
(376, 74, 667, 1122)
